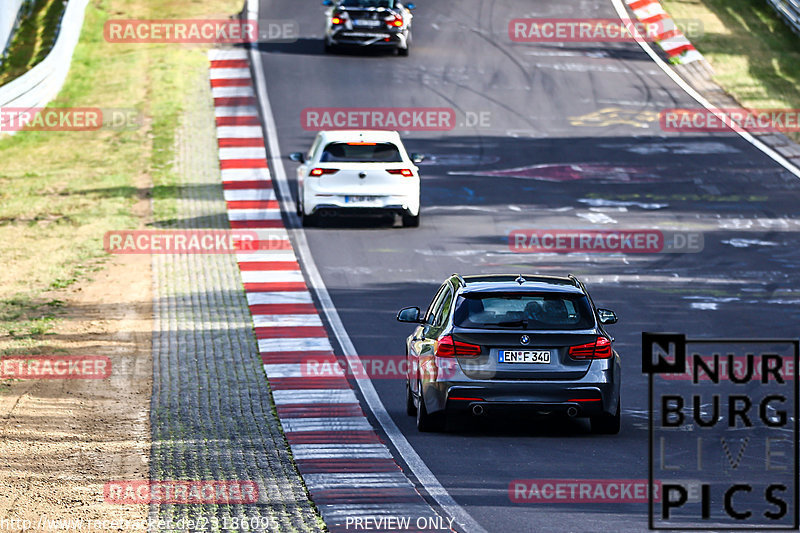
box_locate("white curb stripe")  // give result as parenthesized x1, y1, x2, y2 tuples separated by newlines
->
(240, 270, 303, 284)
(291, 444, 393, 460)
(215, 106, 258, 117)
(219, 146, 268, 160)
(257, 337, 333, 353)
(212, 85, 255, 98)
(246, 291, 312, 305)
(254, 314, 323, 327)
(208, 67, 250, 79)
(217, 125, 265, 138)
(303, 472, 411, 490)
(227, 209, 281, 221)
(281, 417, 374, 433)
(221, 167, 271, 181)
(208, 49, 248, 61)
(223, 189, 275, 202)
(263, 364, 305, 378)
(271, 389, 358, 405)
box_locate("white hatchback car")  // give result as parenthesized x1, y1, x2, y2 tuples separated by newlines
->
(290, 130, 422, 227)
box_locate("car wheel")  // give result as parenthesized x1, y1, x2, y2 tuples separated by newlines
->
(405, 381, 417, 416)
(302, 212, 319, 228)
(402, 212, 419, 227)
(416, 382, 444, 432)
(324, 41, 335, 54)
(590, 404, 620, 435)
(398, 45, 409, 57)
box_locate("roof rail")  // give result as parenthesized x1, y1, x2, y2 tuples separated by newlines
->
(451, 273, 466, 287)
(567, 274, 581, 287)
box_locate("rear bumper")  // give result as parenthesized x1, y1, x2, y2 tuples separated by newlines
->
(327, 28, 407, 48)
(304, 190, 420, 216)
(421, 355, 621, 418)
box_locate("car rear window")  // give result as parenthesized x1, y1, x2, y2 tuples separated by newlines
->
(453, 293, 596, 330)
(320, 142, 402, 163)
(341, 0, 396, 8)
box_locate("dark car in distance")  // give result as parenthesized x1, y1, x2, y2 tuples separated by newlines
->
(323, 0, 415, 55)
(397, 274, 621, 434)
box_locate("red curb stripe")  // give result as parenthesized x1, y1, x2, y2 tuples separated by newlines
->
(641, 13, 669, 25)
(239, 262, 299, 272)
(215, 96, 256, 107)
(245, 282, 307, 292)
(210, 59, 249, 69)
(230, 220, 282, 229)
(269, 377, 350, 390)
(210, 78, 253, 88)
(666, 43, 695, 56)
(222, 180, 272, 189)
(230, 219, 284, 229)
(220, 159, 268, 170)
(228, 200, 279, 209)
(295, 458, 399, 474)
(218, 138, 265, 148)
(629, 0, 658, 10)
(217, 116, 260, 126)
(655, 29, 682, 41)
(286, 431, 382, 444)
(277, 404, 364, 418)
(310, 488, 420, 505)
(261, 351, 334, 364)
(250, 303, 317, 315)
(255, 326, 328, 339)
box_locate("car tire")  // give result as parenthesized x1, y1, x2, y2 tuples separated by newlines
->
(590, 404, 620, 435)
(416, 384, 444, 432)
(324, 41, 335, 54)
(405, 381, 417, 416)
(402, 212, 419, 227)
(398, 45, 409, 57)
(302, 212, 319, 228)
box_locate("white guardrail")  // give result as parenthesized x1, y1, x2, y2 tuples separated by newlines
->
(0, 0, 90, 111)
(0, 0, 26, 55)
(767, 0, 800, 36)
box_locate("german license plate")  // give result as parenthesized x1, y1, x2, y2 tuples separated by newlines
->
(344, 195, 377, 203)
(353, 19, 381, 27)
(499, 350, 551, 363)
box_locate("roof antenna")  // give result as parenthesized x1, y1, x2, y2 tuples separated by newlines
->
(515, 275, 526, 285)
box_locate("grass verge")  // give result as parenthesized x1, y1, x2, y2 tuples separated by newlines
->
(0, 0, 242, 355)
(660, 0, 800, 142)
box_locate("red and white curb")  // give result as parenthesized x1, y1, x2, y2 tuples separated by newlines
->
(208, 49, 450, 533)
(626, 0, 704, 64)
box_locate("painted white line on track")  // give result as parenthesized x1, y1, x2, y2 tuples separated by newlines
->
(611, 0, 800, 180)
(271, 389, 359, 405)
(247, 5, 488, 530)
(257, 337, 332, 353)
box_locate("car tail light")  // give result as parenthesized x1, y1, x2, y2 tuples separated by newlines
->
(331, 16, 344, 24)
(386, 169, 414, 177)
(385, 15, 403, 27)
(309, 168, 339, 177)
(435, 335, 481, 358)
(568, 337, 612, 360)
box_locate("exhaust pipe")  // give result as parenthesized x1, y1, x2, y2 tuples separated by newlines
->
(471, 404, 485, 416)
(566, 406, 578, 418)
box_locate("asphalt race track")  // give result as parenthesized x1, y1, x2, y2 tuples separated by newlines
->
(255, 0, 800, 530)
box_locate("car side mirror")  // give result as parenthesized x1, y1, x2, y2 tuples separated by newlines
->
(397, 306, 423, 323)
(410, 153, 425, 164)
(322, 0, 333, 5)
(597, 309, 618, 325)
(289, 152, 306, 163)
(407, 3, 416, 9)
